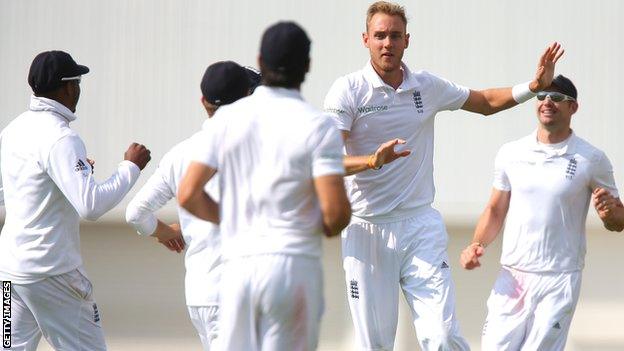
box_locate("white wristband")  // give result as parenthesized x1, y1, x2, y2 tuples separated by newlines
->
(512, 81, 536, 103)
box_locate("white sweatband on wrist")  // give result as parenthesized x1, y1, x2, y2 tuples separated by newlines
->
(512, 81, 536, 103)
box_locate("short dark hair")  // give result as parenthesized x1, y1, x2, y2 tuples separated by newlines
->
(259, 59, 309, 89)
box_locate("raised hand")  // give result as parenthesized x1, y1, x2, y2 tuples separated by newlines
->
(124, 143, 151, 170)
(370, 138, 411, 169)
(530, 42, 565, 92)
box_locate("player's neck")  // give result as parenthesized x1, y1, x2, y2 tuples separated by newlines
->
(372, 64, 403, 90)
(537, 126, 572, 144)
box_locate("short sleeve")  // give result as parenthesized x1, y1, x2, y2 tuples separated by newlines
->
(323, 77, 356, 131)
(493, 146, 511, 191)
(590, 151, 619, 198)
(426, 72, 470, 112)
(311, 117, 345, 178)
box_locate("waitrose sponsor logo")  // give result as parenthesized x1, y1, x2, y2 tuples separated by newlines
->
(357, 105, 388, 114)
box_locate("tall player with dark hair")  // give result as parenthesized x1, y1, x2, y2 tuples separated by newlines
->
(178, 22, 351, 350)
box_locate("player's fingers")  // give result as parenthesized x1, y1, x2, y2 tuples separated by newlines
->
(168, 240, 180, 252)
(553, 48, 564, 63)
(174, 239, 184, 252)
(539, 45, 552, 65)
(163, 241, 177, 252)
(593, 187, 608, 196)
(476, 246, 485, 256)
(547, 42, 560, 60)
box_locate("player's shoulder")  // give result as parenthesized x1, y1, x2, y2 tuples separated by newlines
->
(570, 133, 608, 163)
(408, 69, 449, 87)
(159, 136, 194, 167)
(498, 134, 533, 157)
(328, 69, 370, 94)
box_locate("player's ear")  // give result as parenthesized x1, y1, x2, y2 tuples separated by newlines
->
(570, 101, 579, 114)
(405, 33, 410, 49)
(362, 32, 370, 48)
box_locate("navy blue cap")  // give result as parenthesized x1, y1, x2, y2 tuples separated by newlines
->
(201, 61, 251, 106)
(260, 21, 310, 73)
(549, 74, 578, 100)
(28, 51, 89, 94)
(244, 66, 262, 93)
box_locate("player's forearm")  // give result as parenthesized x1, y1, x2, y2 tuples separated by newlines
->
(343, 155, 375, 176)
(472, 206, 506, 247)
(463, 88, 517, 116)
(179, 191, 220, 224)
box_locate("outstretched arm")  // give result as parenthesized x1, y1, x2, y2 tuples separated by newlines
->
(342, 131, 411, 175)
(126, 169, 185, 253)
(593, 188, 624, 232)
(461, 42, 564, 116)
(460, 188, 510, 270)
(48, 136, 150, 221)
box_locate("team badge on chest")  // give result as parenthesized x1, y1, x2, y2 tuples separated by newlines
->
(413, 91, 424, 114)
(565, 158, 577, 179)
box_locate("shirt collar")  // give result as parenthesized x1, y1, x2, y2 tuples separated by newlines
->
(363, 60, 419, 91)
(253, 85, 303, 100)
(528, 129, 578, 156)
(29, 95, 77, 122)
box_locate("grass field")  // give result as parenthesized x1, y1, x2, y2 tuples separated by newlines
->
(31, 222, 624, 351)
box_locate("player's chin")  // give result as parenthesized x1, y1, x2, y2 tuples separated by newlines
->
(378, 60, 400, 72)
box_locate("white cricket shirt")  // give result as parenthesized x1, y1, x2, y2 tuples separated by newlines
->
(494, 131, 619, 273)
(324, 62, 469, 220)
(126, 125, 221, 306)
(194, 86, 345, 260)
(0, 96, 140, 284)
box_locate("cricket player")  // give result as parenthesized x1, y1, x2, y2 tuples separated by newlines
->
(125, 61, 259, 350)
(0, 51, 151, 351)
(460, 75, 624, 350)
(178, 21, 352, 350)
(323, 1, 565, 350)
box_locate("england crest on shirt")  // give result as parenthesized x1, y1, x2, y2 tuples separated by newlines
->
(565, 158, 577, 179)
(413, 91, 424, 114)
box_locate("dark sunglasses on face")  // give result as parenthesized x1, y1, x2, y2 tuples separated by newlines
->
(536, 91, 575, 102)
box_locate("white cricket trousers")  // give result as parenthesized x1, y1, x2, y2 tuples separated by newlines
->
(188, 305, 219, 351)
(482, 267, 582, 351)
(216, 254, 324, 351)
(5, 269, 106, 351)
(342, 207, 470, 351)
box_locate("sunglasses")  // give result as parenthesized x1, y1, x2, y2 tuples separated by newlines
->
(61, 76, 82, 84)
(536, 91, 575, 102)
